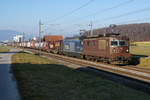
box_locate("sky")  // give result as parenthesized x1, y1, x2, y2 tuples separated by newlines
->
(0, 0, 150, 39)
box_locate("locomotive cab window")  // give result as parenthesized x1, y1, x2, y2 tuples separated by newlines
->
(92, 41, 96, 46)
(87, 41, 90, 46)
(119, 40, 126, 46)
(111, 41, 118, 46)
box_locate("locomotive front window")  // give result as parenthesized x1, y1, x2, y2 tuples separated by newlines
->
(92, 41, 96, 46)
(87, 41, 90, 46)
(111, 41, 118, 46)
(119, 41, 126, 46)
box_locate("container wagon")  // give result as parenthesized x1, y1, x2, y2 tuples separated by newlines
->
(62, 39, 83, 57)
(43, 35, 63, 54)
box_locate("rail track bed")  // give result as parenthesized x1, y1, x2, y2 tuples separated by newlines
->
(23, 48, 150, 93)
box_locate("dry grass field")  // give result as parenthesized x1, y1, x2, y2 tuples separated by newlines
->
(135, 42, 150, 46)
(130, 46, 150, 56)
(0, 45, 10, 52)
(130, 41, 150, 68)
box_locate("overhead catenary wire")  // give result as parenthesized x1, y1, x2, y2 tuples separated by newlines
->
(98, 6, 150, 23)
(43, 0, 95, 34)
(46, 0, 95, 24)
(69, 0, 134, 23)
(60, 0, 134, 32)
(44, 0, 150, 37)
(44, 0, 134, 35)
(116, 17, 150, 25)
(93, 6, 150, 28)
(95, 17, 150, 29)
(73, 11, 150, 36)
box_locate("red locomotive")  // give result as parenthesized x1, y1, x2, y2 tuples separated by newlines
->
(82, 33, 131, 63)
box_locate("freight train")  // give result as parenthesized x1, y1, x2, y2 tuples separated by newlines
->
(13, 33, 131, 64)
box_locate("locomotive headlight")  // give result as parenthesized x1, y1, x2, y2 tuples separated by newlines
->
(126, 49, 129, 53)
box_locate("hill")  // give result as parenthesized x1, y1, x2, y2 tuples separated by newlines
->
(83, 23, 150, 41)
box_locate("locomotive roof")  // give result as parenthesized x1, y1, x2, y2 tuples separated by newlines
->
(86, 33, 119, 38)
(65, 36, 80, 41)
(84, 36, 129, 41)
(83, 33, 129, 40)
(84, 36, 112, 40)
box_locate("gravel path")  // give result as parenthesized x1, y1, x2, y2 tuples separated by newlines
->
(0, 49, 20, 100)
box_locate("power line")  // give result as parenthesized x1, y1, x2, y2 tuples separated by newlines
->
(101, 6, 150, 22)
(116, 17, 150, 25)
(43, 0, 95, 34)
(94, 6, 150, 27)
(73, 15, 150, 36)
(92, 17, 150, 32)
(70, 0, 134, 22)
(46, 0, 95, 24)
(43, 24, 60, 33)
(44, 0, 133, 35)
(61, 0, 134, 32)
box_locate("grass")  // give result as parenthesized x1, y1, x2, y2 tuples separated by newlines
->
(0, 45, 10, 52)
(130, 42, 150, 68)
(135, 42, 150, 46)
(139, 57, 150, 68)
(130, 41, 150, 46)
(130, 46, 150, 56)
(130, 41, 150, 56)
(12, 52, 150, 100)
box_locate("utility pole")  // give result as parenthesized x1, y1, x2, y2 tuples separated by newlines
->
(39, 20, 43, 55)
(89, 21, 93, 36)
(22, 32, 25, 52)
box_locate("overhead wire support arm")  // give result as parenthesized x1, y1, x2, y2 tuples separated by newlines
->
(22, 32, 25, 52)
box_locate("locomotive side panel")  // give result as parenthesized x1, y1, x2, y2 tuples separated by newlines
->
(83, 38, 110, 58)
(82, 36, 131, 63)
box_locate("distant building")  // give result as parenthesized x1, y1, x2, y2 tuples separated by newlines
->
(13, 35, 23, 42)
(3, 40, 9, 43)
(33, 37, 37, 41)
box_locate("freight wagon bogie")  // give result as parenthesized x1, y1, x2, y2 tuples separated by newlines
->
(83, 54, 129, 64)
(62, 51, 82, 58)
(83, 55, 110, 63)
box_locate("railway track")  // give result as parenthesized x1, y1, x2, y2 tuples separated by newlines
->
(24, 48, 150, 84)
